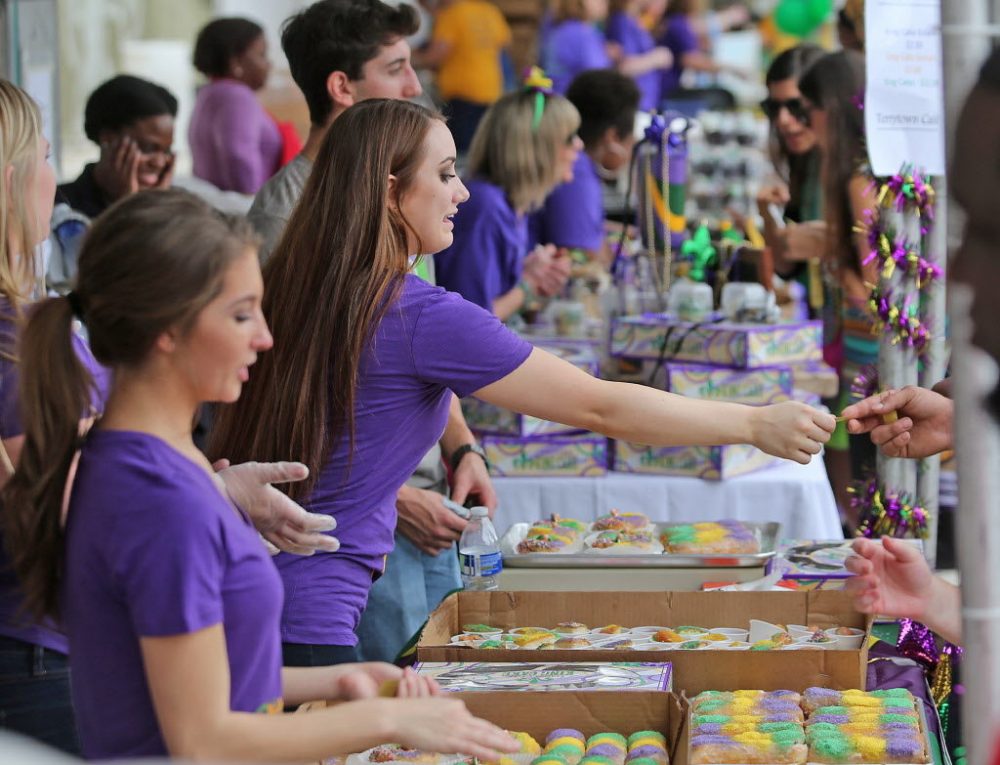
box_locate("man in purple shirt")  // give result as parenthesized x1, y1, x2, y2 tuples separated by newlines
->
(247, 0, 496, 665)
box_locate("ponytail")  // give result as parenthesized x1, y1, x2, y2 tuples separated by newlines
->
(3, 296, 96, 619)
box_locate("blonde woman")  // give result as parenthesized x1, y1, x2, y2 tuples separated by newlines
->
(434, 82, 580, 318)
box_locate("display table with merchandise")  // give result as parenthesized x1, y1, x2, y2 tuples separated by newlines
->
(492, 457, 842, 539)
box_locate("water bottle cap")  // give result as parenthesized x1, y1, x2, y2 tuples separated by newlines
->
(469, 506, 489, 517)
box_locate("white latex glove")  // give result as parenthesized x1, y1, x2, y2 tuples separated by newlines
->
(214, 460, 339, 555)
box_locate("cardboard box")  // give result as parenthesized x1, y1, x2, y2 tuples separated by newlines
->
(412, 661, 672, 692)
(483, 433, 608, 477)
(417, 591, 871, 694)
(612, 440, 780, 480)
(457, 691, 687, 763)
(609, 315, 822, 367)
(301, 692, 686, 765)
(661, 362, 794, 404)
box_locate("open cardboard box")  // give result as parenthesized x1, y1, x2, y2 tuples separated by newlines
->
(302, 690, 687, 765)
(417, 591, 872, 693)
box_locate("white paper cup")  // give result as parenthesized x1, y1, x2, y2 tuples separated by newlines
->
(825, 627, 866, 649)
(787, 624, 816, 639)
(793, 635, 837, 651)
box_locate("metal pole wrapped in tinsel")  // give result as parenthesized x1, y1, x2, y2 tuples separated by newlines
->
(634, 114, 690, 309)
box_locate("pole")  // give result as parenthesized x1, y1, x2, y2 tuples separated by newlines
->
(940, 1, 1000, 763)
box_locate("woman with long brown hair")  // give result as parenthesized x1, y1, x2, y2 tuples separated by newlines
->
(3, 187, 517, 762)
(798, 50, 879, 525)
(210, 97, 836, 668)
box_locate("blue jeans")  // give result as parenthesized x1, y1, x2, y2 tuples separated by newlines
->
(0, 636, 79, 755)
(355, 532, 461, 662)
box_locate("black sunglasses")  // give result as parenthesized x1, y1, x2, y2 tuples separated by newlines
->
(760, 97, 812, 126)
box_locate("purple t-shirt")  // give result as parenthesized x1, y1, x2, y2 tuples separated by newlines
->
(277, 275, 531, 645)
(544, 19, 612, 94)
(529, 152, 604, 252)
(606, 12, 660, 111)
(189, 79, 283, 194)
(0, 305, 110, 654)
(434, 179, 528, 310)
(64, 430, 284, 759)
(658, 13, 699, 96)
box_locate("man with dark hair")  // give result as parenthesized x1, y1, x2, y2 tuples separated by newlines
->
(248, 0, 495, 668)
(248, 0, 422, 259)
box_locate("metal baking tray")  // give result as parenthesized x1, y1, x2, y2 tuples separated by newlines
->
(500, 521, 780, 568)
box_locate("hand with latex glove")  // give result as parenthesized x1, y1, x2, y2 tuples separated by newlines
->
(841, 386, 953, 459)
(523, 244, 571, 297)
(845, 537, 961, 645)
(451, 450, 498, 520)
(748, 401, 835, 464)
(386, 697, 519, 761)
(396, 485, 466, 555)
(213, 460, 339, 555)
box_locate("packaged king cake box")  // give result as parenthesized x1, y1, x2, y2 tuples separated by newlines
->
(609, 315, 822, 367)
(613, 440, 779, 480)
(482, 432, 608, 477)
(661, 362, 793, 404)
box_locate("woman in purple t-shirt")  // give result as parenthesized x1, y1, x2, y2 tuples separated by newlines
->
(210, 98, 836, 669)
(189, 17, 288, 194)
(3, 189, 518, 762)
(435, 83, 580, 319)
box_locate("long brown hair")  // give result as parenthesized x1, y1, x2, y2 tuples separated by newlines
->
(209, 99, 438, 500)
(3, 189, 255, 618)
(799, 50, 867, 275)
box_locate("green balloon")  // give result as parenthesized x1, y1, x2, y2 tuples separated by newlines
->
(806, 0, 833, 25)
(774, 0, 817, 37)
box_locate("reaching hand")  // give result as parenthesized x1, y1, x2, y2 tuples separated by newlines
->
(782, 221, 827, 262)
(389, 697, 519, 761)
(450, 451, 497, 519)
(756, 182, 790, 210)
(841, 386, 954, 459)
(396, 666, 442, 698)
(844, 537, 935, 620)
(396, 485, 466, 555)
(214, 460, 339, 555)
(749, 401, 835, 464)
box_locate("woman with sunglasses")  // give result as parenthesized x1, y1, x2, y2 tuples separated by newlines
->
(434, 78, 580, 319)
(757, 44, 826, 299)
(758, 44, 856, 526)
(209, 98, 835, 669)
(798, 50, 879, 530)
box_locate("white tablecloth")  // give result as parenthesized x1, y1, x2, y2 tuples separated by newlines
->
(492, 458, 843, 540)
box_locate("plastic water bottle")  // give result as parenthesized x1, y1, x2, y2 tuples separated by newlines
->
(459, 507, 502, 591)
